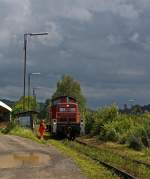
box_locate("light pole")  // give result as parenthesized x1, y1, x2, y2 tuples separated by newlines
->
(28, 73, 40, 111)
(128, 99, 136, 114)
(128, 99, 136, 108)
(23, 32, 48, 111)
(32, 87, 41, 111)
(32, 87, 40, 99)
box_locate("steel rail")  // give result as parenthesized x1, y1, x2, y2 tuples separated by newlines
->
(75, 139, 138, 179)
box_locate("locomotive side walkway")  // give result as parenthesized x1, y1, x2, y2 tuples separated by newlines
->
(0, 135, 86, 179)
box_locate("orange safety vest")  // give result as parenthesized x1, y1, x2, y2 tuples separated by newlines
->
(39, 122, 46, 135)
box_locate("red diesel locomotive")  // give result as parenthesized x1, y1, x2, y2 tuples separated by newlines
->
(49, 96, 84, 138)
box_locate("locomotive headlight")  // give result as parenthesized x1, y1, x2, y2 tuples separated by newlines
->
(80, 119, 85, 135)
(53, 119, 57, 133)
(66, 104, 69, 107)
(53, 119, 57, 125)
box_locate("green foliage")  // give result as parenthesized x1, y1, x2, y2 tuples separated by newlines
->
(98, 114, 150, 149)
(91, 115, 103, 136)
(9, 127, 39, 142)
(84, 110, 95, 134)
(90, 104, 119, 135)
(12, 96, 37, 115)
(39, 99, 51, 122)
(99, 114, 135, 143)
(100, 128, 119, 142)
(127, 125, 150, 149)
(97, 104, 119, 123)
(84, 104, 150, 150)
(127, 135, 143, 151)
(52, 75, 86, 111)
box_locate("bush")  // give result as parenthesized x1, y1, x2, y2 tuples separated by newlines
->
(84, 111, 95, 134)
(98, 126, 119, 142)
(105, 129, 119, 142)
(128, 135, 143, 151)
(97, 104, 119, 123)
(84, 104, 150, 150)
(127, 126, 150, 148)
(91, 117, 103, 136)
(88, 104, 119, 136)
(97, 114, 134, 142)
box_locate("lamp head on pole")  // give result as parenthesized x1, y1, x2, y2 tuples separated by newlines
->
(31, 72, 41, 75)
(29, 32, 48, 36)
(28, 72, 41, 77)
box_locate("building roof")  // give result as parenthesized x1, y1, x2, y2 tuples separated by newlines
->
(0, 101, 12, 112)
(14, 111, 39, 117)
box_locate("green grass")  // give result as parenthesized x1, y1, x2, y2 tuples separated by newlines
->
(47, 139, 117, 179)
(79, 136, 150, 164)
(9, 126, 38, 140)
(3, 125, 46, 144)
(64, 140, 150, 179)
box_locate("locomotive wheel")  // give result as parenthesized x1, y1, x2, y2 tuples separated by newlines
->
(66, 127, 75, 141)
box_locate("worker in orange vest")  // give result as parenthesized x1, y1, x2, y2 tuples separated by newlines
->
(38, 120, 46, 139)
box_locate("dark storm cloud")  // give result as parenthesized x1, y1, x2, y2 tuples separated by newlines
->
(1, 0, 150, 108)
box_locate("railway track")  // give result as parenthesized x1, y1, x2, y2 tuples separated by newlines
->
(72, 139, 139, 179)
(89, 158, 137, 179)
(75, 139, 150, 169)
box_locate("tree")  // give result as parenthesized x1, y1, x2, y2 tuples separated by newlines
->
(52, 75, 86, 111)
(39, 99, 51, 122)
(12, 96, 37, 115)
(131, 105, 142, 114)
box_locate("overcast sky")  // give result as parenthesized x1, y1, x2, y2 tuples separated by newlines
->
(1, 0, 150, 108)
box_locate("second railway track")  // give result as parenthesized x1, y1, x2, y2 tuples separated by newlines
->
(74, 139, 138, 179)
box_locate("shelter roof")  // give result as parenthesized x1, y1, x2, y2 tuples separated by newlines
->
(14, 111, 39, 117)
(0, 101, 12, 112)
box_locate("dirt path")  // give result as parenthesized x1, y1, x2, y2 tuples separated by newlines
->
(0, 135, 86, 179)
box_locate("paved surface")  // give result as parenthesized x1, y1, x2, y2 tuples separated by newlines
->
(0, 135, 86, 179)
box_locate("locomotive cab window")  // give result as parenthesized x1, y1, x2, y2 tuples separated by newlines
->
(70, 108, 76, 112)
(59, 108, 66, 112)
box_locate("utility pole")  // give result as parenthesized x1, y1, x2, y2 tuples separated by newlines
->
(22, 32, 48, 111)
(23, 34, 27, 110)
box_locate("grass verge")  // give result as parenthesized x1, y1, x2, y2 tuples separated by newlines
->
(47, 139, 118, 179)
(79, 136, 150, 164)
(2, 125, 46, 144)
(65, 140, 150, 179)
(9, 127, 38, 141)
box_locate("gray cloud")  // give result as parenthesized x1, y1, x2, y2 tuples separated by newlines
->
(0, 0, 150, 108)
